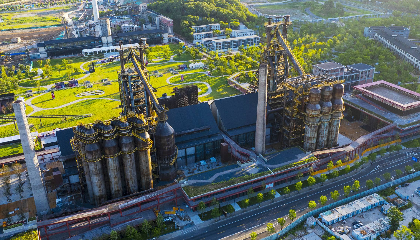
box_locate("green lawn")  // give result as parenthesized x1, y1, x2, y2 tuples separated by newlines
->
(0, 6, 73, 30)
(31, 82, 120, 109)
(0, 99, 121, 138)
(0, 138, 42, 158)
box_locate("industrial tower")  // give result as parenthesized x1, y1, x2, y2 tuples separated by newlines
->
(255, 16, 344, 153)
(72, 40, 177, 206)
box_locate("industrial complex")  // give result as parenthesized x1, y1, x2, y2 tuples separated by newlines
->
(1, 0, 420, 238)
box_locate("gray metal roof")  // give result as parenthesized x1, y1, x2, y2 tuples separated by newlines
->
(56, 128, 75, 157)
(348, 63, 374, 71)
(167, 103, 221, 148)
(213, 93, 258, 131)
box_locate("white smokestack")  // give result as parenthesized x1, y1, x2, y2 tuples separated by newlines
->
(92, 0, 99, 22)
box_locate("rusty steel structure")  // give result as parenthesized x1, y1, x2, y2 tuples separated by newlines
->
(257, 16, 345, 152)
(72, 39, 177, 206)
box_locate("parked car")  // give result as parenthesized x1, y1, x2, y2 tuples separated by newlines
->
(83, 81, 92, 88)
(55, 82, 65, 89)
(25, 90, 33, 97)
(68, 79, 79, 87)
(101, 78, 111, 85)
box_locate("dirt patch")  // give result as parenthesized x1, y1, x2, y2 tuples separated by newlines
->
(339, 118, 370, 141)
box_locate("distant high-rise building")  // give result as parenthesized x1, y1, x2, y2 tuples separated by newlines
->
(92, 0, 99, 22)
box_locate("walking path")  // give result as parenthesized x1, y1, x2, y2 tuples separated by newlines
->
(166, 72, 213, 97)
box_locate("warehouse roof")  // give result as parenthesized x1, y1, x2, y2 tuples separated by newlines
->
(56, 128, 74, 157)
(213, 93, 258, 132)
(167, 103, 221, 149)
(116, 29, 164, 37)
(38, 36, 101, 47)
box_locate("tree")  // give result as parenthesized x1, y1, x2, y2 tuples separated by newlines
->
(396, 169, 403, 177)
(142, 219, 151, 236)
(198, 201, 206, 214)
(295, 181, 302, 192)
(211, 207, 219, 219)
(388, 206, 404, 231)
(366, 179, 374, 189)
(307, 176, 316, 187)
(277, 217, 285, 230)
(296, 172, 303, 180)
(257, 193, 264, 206)
(413, 162, 420, 171)
(283, 187, 290, 196)
(327, 236, 336, 240)
(330, 190, 340, 201)
(405, 165, 413, 174)
(352, 180, 360, 192)
(250, 232, 257, 240)
(384, 172, 392, 181)
(319, 174, 328, 183)
(156, 213, 164, 229)
(225, 28, 232, 37)
(336, 160, 343, 170)
(308, 201, 317, 209)
(327, 161, 334, 172)
(110, 230, 118, 240)
(332, 170, 339, 178)
(126, 225, 140, 239)
(374, 177, 381, 187)
(343, 185, 351, 197)
(394, 226, 414, 240)
(345, 165, 351, 173)
(319, 195, 328, 205)
(247, 187, 254, 199)
(266, 222, 275, 234)
(289, 209, 296, 221)
(269, 189, 276, 200)
(243, 199, 249, 208)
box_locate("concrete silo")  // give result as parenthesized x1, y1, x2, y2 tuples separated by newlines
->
(316, 86, 333, 150)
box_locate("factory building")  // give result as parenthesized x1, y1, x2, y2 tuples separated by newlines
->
(211, 93, 260, 148)
(37, 37, 103, 58)
(319, 194, 385, 226)
(167, 103, 222, 167)
(352, 218, 390, 240)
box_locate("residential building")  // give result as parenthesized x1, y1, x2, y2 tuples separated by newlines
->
(373, 27, 420, 70)
(206, 35, 260, 51)
(121, 24, 141, 33)
(192, 23, 220, 33)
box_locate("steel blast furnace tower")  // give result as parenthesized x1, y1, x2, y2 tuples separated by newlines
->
(255, 16, 345, 153)
(72, 39, 177, 206)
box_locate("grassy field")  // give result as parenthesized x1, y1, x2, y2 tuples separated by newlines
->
(0, 99, 121, 138)
(31, 82, 120, 109)
(0, 6, 73, 30)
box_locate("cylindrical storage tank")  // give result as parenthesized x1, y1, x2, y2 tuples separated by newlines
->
(102, 124, 123, 199)
(74, 126, 95, 204)
(135, 131, 153, 190)
(119, 127, 138, 195)
(316, 86, 332, 150)
(327, 84, 345, 148)
(84, 136, 107, 206)
(304, 88, 321, 152)
(155, 115, 177, 182)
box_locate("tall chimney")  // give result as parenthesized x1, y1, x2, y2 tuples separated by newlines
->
(92, 0, 99, 22)
(13, 101, 49, 214)
(255, 64, 268, 154)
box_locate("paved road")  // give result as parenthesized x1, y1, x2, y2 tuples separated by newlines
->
(171, 150, 417, 240)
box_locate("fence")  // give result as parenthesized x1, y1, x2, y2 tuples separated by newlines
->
(262, 170, 420, 240)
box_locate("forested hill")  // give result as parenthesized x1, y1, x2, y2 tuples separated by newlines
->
(148, 0, 260, 40)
